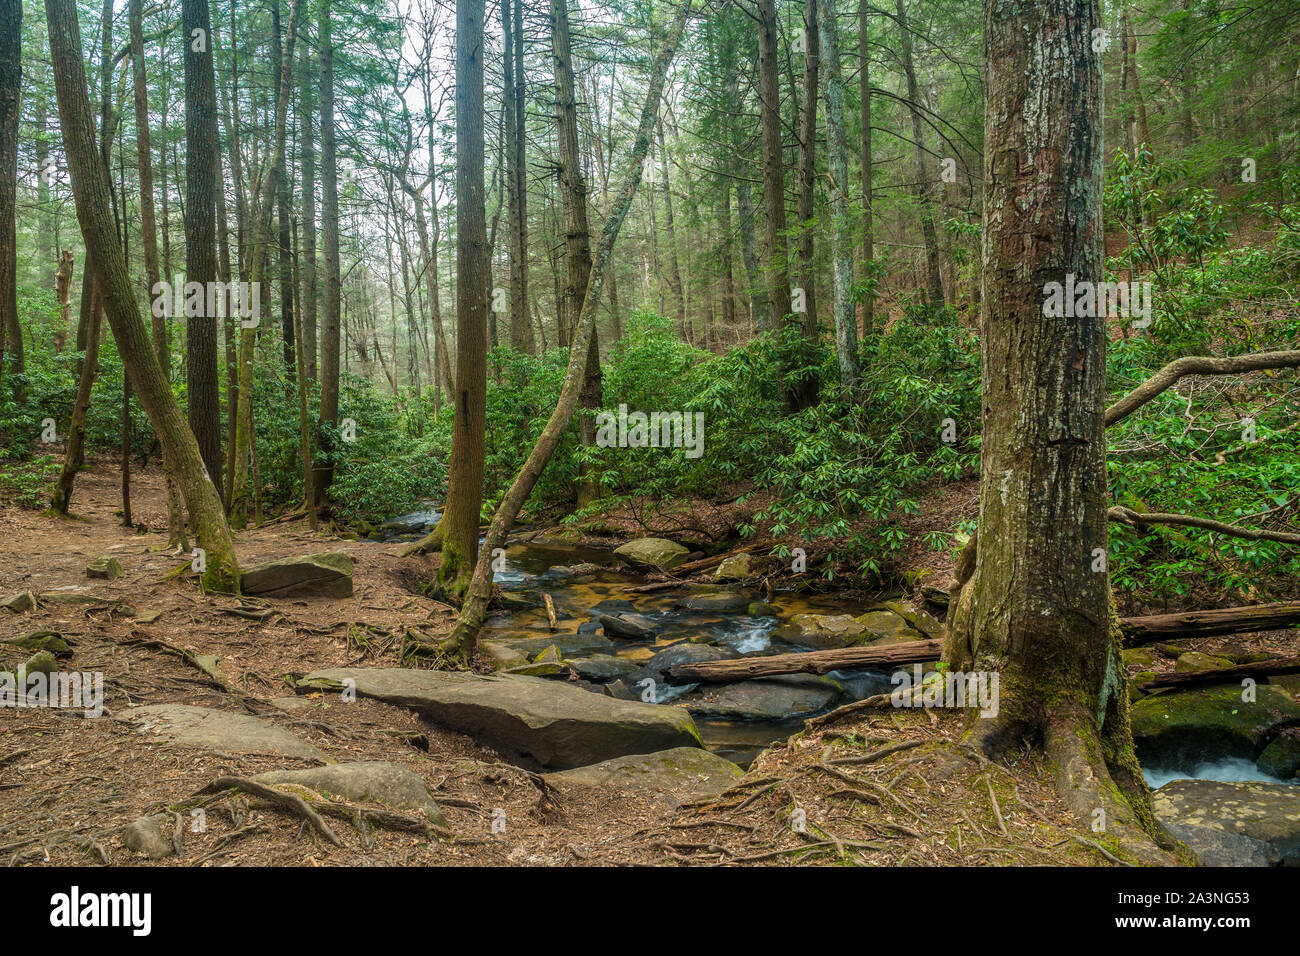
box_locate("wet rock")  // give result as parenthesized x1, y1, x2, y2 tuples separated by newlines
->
(677, 588, 750, 613)
(491, 632, 614, 660)
(589, 599, 637, 615)
(713, 554, 751, 581)
(1257, 729, 1300, 780)
(747, 601, 779, 617)
(1153, 779, 1300, 865)
(855, 610, 924, 645)
(121, 815, 174, 860)
(546, 747, 744, 798)
(640, 642, 738, 681)
(241, 551, 354, 598)
(120, 704, 327, 761)
(599, 612, 658, 640)
(480, 640, 531, 671)
(613, 537, 690, 572)
(297, 667, 703, 769)
(1, 591, 34, 613)
(253, 761, 449, 827)
(774, 613, 868, 649)
(678, 674, 844, 721)
(568, 655, 640, 682)
(1131, 683, 1300, 768)
(86, 557, 124, 580)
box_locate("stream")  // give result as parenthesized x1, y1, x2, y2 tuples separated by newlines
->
(377, 503, 895, 765)
(376, 502, 1300, 782)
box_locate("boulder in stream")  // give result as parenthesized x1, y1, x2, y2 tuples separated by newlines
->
(613, 537, 690, 572)
(678, 674, 844, 721)
(599, 612, 658, 640)
(713, 553, 751, 581)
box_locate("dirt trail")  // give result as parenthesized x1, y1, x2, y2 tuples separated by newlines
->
(0, 459, 1111, 866)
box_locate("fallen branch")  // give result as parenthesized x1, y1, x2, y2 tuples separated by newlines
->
(664, 641, 942, 683)
(1138, 656, 1300, 690)
(1109, 505, 1300, 547)
(1105, 350, 1300, 427)
(1120, 602, 1300, 645)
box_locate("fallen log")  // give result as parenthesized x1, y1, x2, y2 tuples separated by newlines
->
(666, 539, 777, 576)
(664, 640, 942, 683)
(1120, 602, 1300, 646)
(1137, 657, 1300, 691)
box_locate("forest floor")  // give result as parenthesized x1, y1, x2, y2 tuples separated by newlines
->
(0, 460, 1169, 867)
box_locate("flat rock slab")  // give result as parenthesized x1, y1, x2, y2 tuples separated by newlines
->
(679, 674, 843, 720)
(545, 747, 744, 797)
(254, 761, 448, 826)
(241, 551, 354, 598)
(121, 704, 327, 761)
(1153, 779, 1300, 866)
(297, 667, 703, 769)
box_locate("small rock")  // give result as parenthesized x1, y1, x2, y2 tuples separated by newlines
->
(2, 631, 71, 655)
(86, 557, 124, 580)
(747, 601, 779, 617)
(1, 591, 35, 613)
(121, 815, 174, 859)
(1174, 651, 1235, 673)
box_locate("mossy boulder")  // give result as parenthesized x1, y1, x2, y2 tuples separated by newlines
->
(1122, 647, 1159, 669)
(713, 553, 751, 581)
(855, 609, 924, 645)
(1, 591, 35, 613)
(774, 613, 868, 649)
(1131, 683, 1300, 767)
(613, 538, 690, 573)
(1153, 779, 1300, 866)
(86, 557, 124, 580)
(1257, 728, 1300, 780)
(2, 631, 71, 656)
(677, 587, 750, 612)
(1174, 651, 1234, 673)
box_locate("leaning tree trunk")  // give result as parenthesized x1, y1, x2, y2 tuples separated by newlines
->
(45, 0, 239, 592)
(51, 278, 101, 514)
(440, 0, 690, 658)
(943, 0, 1168, 863)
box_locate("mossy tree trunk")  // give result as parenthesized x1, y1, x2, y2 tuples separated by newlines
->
(943, 0, 1167, 863)
(45, 0, 239, 592)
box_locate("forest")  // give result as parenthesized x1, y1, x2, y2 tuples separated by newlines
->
(0, 0, 1299, 874)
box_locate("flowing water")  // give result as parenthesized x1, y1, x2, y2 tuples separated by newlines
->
(378, 505, 896, 764)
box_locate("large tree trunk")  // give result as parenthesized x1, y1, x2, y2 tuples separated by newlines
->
(756, 0, 791, 332)
(858, 0, 874, 337)
(0, 0, 20, 401)
(439, 0, 689, 658)
(794, 0, 820, 365)
(273, 0, 295, 375)
(893, 0, 944, 308)
(316, 0, 342, 504)
(944, 0, 1166, 862)
(130, 0, 186, 549)
(183, 0, 224, 498)
(819, 0, 860, 391)
(45, 0, 239, 593)
(299, 45, 318, 382)
(551, 0, 602, 510)
(425, 0, 490, 605)
(504, 0, 533, 354)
